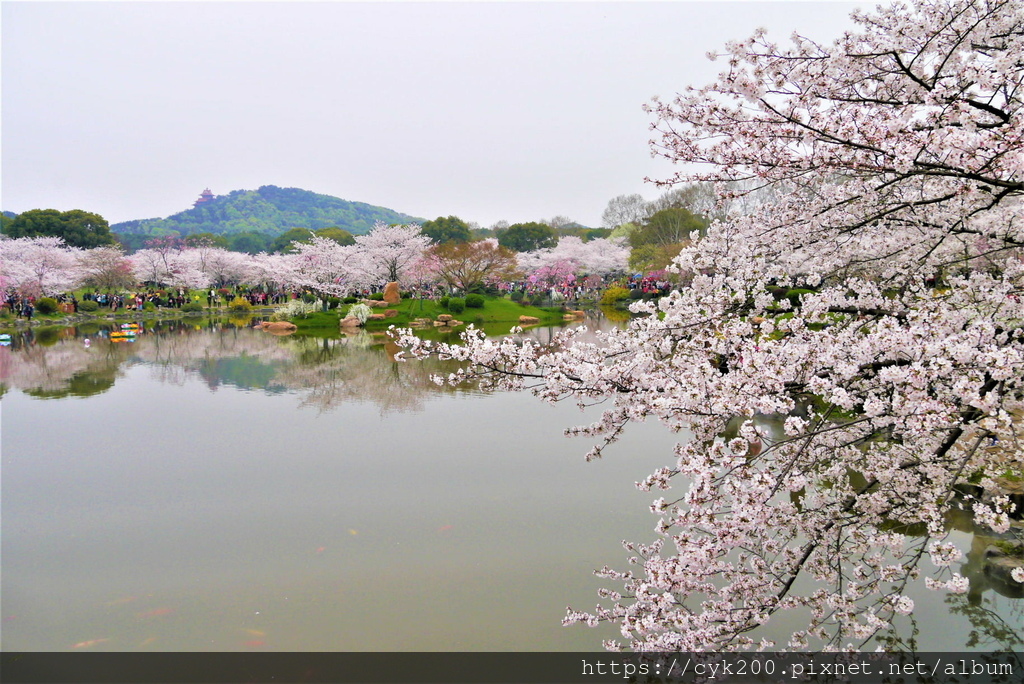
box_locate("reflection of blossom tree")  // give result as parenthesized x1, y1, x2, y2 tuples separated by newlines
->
(3, 336, 126, 398)
(274, 333, 481, 414)
(2, 325, 294, 396)
(3, 324, 484, 415)
(946, 592, 1024, 651)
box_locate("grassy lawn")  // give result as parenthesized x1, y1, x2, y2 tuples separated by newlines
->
(292, 295, 569, 333)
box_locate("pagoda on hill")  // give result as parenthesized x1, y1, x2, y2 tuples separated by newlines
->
(193, 188, 216, 207)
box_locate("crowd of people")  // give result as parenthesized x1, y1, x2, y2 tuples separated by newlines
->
(3, 271, 677, 324)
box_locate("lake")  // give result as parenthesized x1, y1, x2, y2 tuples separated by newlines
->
(1, 317, 1020, 651)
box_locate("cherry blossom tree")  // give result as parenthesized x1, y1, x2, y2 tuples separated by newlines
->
(78, 246, 137, 290)
(518, 236, 630, 277)
(284, 235, 366, 302)
(352, 222, 432, 287)
(196, 247, 253, 287)
(399, 0, 1024, 651)
(130, 237, 210, 290)
(0, 236, 82, 297)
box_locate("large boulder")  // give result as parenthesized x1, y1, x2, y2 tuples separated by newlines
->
(382, 282, 401, 305)
(518, 316, 540, 325)
(437, 314, 454, 322)
(361, 299, 389, 308)
(384, 309, 399, 318)
(368, 313, 387, 321)
(256, 321, 297, 336)
(340, 316, 362, 328)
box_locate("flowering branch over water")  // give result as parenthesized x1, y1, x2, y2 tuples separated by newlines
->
(397, 0, 1024, 651)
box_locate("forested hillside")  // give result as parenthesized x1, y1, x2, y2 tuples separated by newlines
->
(111, 185, 422, 239)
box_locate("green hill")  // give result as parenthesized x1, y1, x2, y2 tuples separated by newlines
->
(111, 185, 423, 239)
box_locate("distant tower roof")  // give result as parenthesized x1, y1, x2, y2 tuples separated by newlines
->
(194, 188, 215, 207)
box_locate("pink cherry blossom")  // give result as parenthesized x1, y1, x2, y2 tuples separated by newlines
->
(397, 0, 1024, 651)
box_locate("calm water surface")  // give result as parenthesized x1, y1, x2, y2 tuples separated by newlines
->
(1, 318, 1020, 651)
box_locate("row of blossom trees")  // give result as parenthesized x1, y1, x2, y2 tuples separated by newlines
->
(1, 222, 632, 301)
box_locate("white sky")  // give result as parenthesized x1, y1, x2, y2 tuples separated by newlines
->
(2, 1, 863, 228)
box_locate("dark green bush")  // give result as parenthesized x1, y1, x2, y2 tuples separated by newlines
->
(181, 302, 204, 312)
(465, 294, 484, 309)
(343, 296, 358, 304)
(79, 300, 100, 312)
(447, 297, 465, 314)
(510, 290, 524, 302)
(36, 297, 59, 314)
(368, 292, 385, 301)
(439, 296, 451, 308)
(143, 301, 157, 311)
(629, 289, 645, 299)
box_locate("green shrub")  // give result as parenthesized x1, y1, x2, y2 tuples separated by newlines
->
(181, 302, 204, 312)
(343, 296, 358, 304)
(368, 292, 385, 301)
(447, 297, 465, 314)
(510, 290, 524, 302)
(439, 296, 451, 308)
(228, 296, 252, 312)
(346, 303, 373, 324)
(600, 287, 630, 305)
(629, 289, 645, 300)
(271, 299, 319, 321)
(34, 326, 61, 345)
(143, 301, 157, 311)
(465, 294, 484, 309)
(36, 297, 60, 314)
(79, 300, 100, 312)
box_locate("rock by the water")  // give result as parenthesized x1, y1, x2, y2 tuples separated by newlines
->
(383, 282, 401, 305)
(257, 321, 297, 332)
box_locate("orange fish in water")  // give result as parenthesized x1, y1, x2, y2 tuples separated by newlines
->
(72, 638, 110, 649)
(315, 546, 326, 554)
(137, 607, 174, 619)
(243, 640, 267, 648)
(438, 525, 454, 533)
(242, 629, 265, 637)
(104, 596, 138, 607)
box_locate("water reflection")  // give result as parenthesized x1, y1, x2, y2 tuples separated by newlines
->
(2, 315, 1019, 651)
(0, 319, 486, 414)
(0, 316, 621, 413)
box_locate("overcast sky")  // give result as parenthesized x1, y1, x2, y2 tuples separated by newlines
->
(2, 1, 863, 228)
